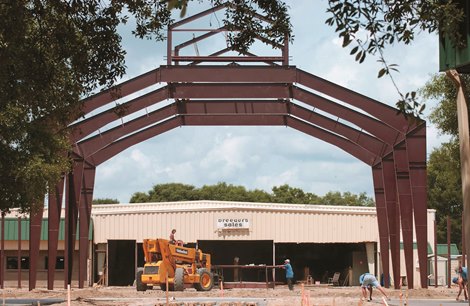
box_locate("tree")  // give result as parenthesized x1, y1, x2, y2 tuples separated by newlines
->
(427, 141, 462, 244)
(130, 183, 197, 203)
(198, 182, 252, 202)
(322, 191, 374, 207)
(128, 182, 374, 206)
(325, 0, 464, 117)
(271, 184, 316, 204)
(0, 1, 170, 212)
(0, 1, 291, 213)
(93, 198, 120, 205)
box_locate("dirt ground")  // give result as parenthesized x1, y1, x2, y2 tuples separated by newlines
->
(0, 284, 463, 306)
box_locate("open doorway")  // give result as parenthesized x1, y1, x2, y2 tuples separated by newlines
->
(107, 240, 136, 286)
(198, 240, 273, 282)
(275, 242, 368, 285)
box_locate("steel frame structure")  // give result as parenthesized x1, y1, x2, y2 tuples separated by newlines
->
(16, 4, 427, 291)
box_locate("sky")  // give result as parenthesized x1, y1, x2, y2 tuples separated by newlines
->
(91, 0, 448, 203)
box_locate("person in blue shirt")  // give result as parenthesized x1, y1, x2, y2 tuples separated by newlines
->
(359, 272, 390, 301)
(455, 266, 468, 301)
(281, 259, 294, 290)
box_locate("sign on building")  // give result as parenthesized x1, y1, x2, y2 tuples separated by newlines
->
(216, 218, 250, 230)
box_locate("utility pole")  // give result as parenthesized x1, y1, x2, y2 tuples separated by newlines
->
(446, 70, 470, 274)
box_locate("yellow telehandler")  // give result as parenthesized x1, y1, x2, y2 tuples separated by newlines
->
(136, 238, 214, 292)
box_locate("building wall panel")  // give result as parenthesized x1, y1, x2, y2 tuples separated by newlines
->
(90, 201, 431, 247)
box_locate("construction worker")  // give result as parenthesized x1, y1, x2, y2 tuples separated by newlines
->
(455, 266, 468, 301)
(169, 229, 177, 244)
(359, 272, 390, 302)
(281, 259, 294, 290)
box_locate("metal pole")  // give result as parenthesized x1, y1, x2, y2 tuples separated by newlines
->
(167, 26, 172, 66)
(447, 216, 451, 288)
(434, 219, 438, 288)
(1, 213, 4, 289)
(18, 217, 21, 288)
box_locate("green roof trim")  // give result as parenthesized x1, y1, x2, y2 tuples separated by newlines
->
(3, 218, 92, 241)
(398, 242, 433, 255)
(436, 243, 460, 257)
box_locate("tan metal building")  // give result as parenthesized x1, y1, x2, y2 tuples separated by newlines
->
(91, 201, 436, 288)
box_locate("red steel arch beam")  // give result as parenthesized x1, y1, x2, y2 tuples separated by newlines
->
(76, 100, 388, 163)
(87, 114, 379, 168)
(71, 87, 169, 142)
(292, 87, 400, 145)
(80, 68, 161, 115)
(288, 103, 389, 157)
(74, 103, 178, 158)
(295, 69, 411, 133)
(88, 117, 182, 166)
(74, 100, 287, 157)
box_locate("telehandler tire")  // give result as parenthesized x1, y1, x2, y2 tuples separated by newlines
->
(194, 268, 213, 291)
(174, 268, 185, 291)
(136, 270, 147, 292)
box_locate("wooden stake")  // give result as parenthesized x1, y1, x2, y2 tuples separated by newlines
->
(166, 272, 169, 306)
(67, 284, 71, 306)
(381, 296, 389, 306)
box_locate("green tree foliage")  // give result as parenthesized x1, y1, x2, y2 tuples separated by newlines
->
(325, 0, 465, 117)
(130, 183, 197, 203)
(422, 74, 470, 137)
(0, 1, 291, 213)
(420, 73, 470, 245)
(198, 182, 250, 202)
(427, 141, 462, 244)
(271, 184, 319, 204)
(322, 191, 374, 207)
(0, 1, 171, 212)
(129, 182, 374, 207)
(92, 198, 120, 205)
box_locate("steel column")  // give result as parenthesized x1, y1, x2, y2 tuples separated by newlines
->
(372, 164, 391, 288)
(48, 178, 64, 289)
(65, 169, 80, 288)
(381, 157, 401, 289)
(29, 203, 44, 290)
(78, 163, 96, 288)
(405, 125, 428, 288)
(394, 143, 414, 288)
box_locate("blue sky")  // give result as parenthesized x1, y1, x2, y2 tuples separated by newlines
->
(91, 1, 447, 203)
